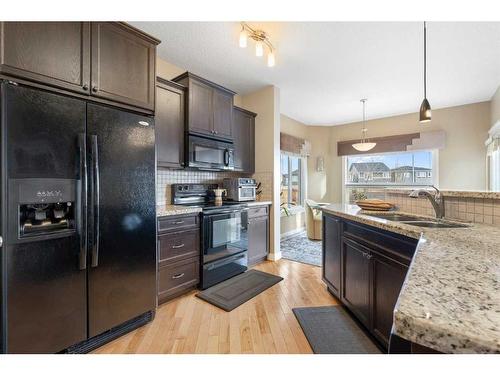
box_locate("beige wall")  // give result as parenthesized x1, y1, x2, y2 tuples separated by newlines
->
(280, 115, 331, 235)
(241, 86, 281, 259)
(327, 101, 491, 203)
(280, 115, 332, 202)
(491, 85, 500, 127)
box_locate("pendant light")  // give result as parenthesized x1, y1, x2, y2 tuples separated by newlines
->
(352, 99, 376, 152)
(419, 22, 432, 123)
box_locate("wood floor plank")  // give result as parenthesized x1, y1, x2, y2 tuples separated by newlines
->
(92, 259, 338, 354)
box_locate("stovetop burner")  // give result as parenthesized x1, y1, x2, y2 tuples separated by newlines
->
(171, 183, 251, 212)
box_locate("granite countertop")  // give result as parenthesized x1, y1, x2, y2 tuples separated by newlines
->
(157, 205, 202, 217)
(321, 204, 500, 354)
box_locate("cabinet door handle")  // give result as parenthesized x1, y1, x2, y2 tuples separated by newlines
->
(172, 273, 185, 279)
(92, 86, 98, 93)
(172, 243, 185, 249)
(82, 84, 89, 91)
(366, 254, 372, 259)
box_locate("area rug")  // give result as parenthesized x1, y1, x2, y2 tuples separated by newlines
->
(293, 306, 383, 354)
(196, 270, 283, 311)
(280, 231, 322, 266)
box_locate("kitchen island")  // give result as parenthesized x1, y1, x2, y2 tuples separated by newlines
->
(321, 204, 500, 354)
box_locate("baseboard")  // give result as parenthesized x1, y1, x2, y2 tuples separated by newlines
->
(280, 227, 306, 240)
(267, 251, 282, 261)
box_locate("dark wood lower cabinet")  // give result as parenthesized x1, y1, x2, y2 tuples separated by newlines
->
(157, 213, 200, 304)
(371, 252, 408, 346)
(322, 215, 342, 298)
(322, 213, 418, 351)
(247, 206, 270, 266)
(341, 238, 371, 327)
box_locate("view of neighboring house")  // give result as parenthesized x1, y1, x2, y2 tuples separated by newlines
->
(348, 162, 391, 183)
(391, 166, 432, 184)
(348, 162, 432, 185)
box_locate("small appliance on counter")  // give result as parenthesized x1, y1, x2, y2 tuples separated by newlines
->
(223, 178, 257, 202)
(172, 183, 249, 289)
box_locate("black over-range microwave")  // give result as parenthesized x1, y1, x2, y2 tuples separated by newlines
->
(187, 134, 235, 171)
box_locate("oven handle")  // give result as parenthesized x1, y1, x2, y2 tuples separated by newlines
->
(205, 208, 249, 215)
(206, 252, 247, 270)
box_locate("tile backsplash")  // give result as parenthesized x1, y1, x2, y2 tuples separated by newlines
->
(385, 192, 500, 226)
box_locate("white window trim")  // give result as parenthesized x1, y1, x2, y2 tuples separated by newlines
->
(280, 152, 307, 209)
(342, 149, 439, 204)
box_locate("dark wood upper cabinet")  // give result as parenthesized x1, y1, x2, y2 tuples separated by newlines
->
(233, 106, 256, 173)
(0, 22, 159, 113)
(371, 253, 408, 346)
(91, 22, 158, 111)
(322, 215, 342, 298)
(212, 90, 233, 139)
(156, 78, 186, 169)
(0, 22, 91, 94)
(188, 78, 213, 135)
(173, 72, 236, 141)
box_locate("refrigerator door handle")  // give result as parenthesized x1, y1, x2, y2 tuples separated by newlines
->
(91, 135, 100, 268)
(78, 134, 87, 270)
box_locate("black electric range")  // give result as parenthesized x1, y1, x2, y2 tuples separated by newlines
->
(171, 184, 250, 289)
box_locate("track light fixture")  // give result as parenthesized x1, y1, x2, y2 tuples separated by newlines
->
(239, 22, 276, 67)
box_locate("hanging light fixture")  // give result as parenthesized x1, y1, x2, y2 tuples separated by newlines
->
(419, 21, 432, 123)
(238, 22, 276, 67)
(352, 99, 377, 152)
(239, 25, 248, 48)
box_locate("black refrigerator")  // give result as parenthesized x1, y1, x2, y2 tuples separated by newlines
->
(0, 82, 157, 353)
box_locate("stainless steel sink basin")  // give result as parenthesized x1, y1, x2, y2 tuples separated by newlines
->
(365, 213, 422, 222)
(401, 221, 469, 229)
(364, 213, 469, 229)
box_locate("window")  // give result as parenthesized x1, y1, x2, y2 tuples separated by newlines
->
(345, 150, 435, 204)
(281, 153, 305, 207)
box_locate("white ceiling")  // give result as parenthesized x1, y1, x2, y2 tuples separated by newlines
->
(131, 22, 500, 126)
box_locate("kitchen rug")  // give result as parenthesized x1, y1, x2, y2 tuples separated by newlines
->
(196, 269, 283, 311)
(293, 306, 383, 354)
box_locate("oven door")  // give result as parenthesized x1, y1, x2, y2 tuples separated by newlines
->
(203, 209, 248, 263)
(188, 135, 234, 171)
(201, 251, 248, 289)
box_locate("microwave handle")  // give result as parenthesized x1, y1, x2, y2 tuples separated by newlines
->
(224, 149, 229, 166)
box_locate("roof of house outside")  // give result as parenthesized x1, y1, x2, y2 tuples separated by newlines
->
(391, 166, 431, 172)
(349, 162, 390, 172)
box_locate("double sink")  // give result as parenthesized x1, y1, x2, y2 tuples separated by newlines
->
(364, 212, 469, 229)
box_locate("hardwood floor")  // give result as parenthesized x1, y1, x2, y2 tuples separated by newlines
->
(92, 259, 338, 354)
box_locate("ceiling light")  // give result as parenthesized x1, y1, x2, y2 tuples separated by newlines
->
(352, 99, 376, 152)
(239, 27, 248, 48)
(255, 41, 264, 57)
(267, 50, 275, 67)
(419, 22, 432, 123)
(238, 22, 276, 67)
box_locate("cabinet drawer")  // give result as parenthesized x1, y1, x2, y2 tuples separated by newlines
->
(159, 229, 199, 264)
(248, 206, 268, 218)
(158, 214, 199, 233)
(158, 257, 199, 303)
(342, 219, 417, 265)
